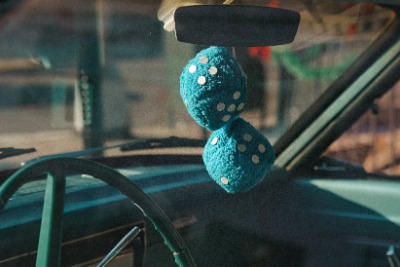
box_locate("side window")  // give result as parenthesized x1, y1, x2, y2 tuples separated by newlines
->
(325, 81, 400, 176)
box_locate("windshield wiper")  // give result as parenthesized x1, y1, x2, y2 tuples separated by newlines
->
(0, 147, 36, 160)
(119, 136, 205, 151)
(23, 136, 205, 165)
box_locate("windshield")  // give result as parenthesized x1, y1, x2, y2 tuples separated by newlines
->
(0, 0, 393, 169)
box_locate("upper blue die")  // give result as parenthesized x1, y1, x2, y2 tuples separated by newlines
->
(180, 46, 247, 130)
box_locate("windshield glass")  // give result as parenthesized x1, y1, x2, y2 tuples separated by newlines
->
(0, 0, 393, 169)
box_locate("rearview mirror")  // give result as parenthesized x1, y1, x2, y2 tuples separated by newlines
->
(174, 5, 300, 47)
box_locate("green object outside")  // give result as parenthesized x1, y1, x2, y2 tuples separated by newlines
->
(272, 46, 356, 81)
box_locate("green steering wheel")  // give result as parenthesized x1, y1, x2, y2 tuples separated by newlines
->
(0, 157, 196, 267)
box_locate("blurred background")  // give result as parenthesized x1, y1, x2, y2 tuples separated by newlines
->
(0, 0, 398, 175)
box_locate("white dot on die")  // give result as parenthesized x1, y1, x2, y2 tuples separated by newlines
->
(252, 155, 260, 164)
(237, 103, 245, 111)
(198, 76, 206, 85)
(237, 144, 247, 152)
(189, 65, 197, 73)
(227, 104, 236, 112)
(208, 66, 218, 75)
(211, 137, 218, 145)
(258, 144, 266, 153)
(221, 177, 229, 185)
(217, 103, 225, 111)
(222, 115, 231, 122)
(233, 91, 241, 100)
(199, 56, 209, 64)
(243, 133, 253, 142)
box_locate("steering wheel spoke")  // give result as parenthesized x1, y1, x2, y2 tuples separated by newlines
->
(36, 167, 67, 266)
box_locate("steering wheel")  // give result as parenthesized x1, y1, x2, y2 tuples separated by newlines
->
(0, 157, 196, 267)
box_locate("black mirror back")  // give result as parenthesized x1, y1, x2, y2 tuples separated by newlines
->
(174, 5, 300, 47)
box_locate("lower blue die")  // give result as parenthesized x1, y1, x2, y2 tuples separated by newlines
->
(203, 118, 275, 193)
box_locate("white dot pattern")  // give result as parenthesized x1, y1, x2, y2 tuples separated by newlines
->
(252, 155, 260, 164)
(217, 103, 225, 111)
(243, 133, 253, 142)
(208, 66, 218, 75)
(199, 56, 209, 64)
(227, 104, 236, 112)
(237, 144, 247, 152)
(222, 115, 231, 122)
(211, 137, 218, 145)
(237, 103, 245, 111)
(233, 91, 241, 100)
(198, 76, 206, 85)
(221, 177, 229, 185)
(258, 144, 266, 153)
(189, 65, 197, 73)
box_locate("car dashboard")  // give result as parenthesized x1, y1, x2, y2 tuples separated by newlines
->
(1, 154, 400, 267)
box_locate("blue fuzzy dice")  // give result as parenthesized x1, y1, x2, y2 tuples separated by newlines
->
(180, 46, 247, 130)
(203, 118, 275, 194)
(180, 46, 275, 194)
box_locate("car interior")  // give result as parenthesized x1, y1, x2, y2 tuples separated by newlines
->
(0, 0, 400, 266)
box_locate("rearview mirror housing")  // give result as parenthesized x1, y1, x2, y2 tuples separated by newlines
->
(174, 5, 300, 47)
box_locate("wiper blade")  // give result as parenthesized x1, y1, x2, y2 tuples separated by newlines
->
(23, 136, 205, 165)
(0, 147, 36, 160)
(120, 136, 205, 151)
